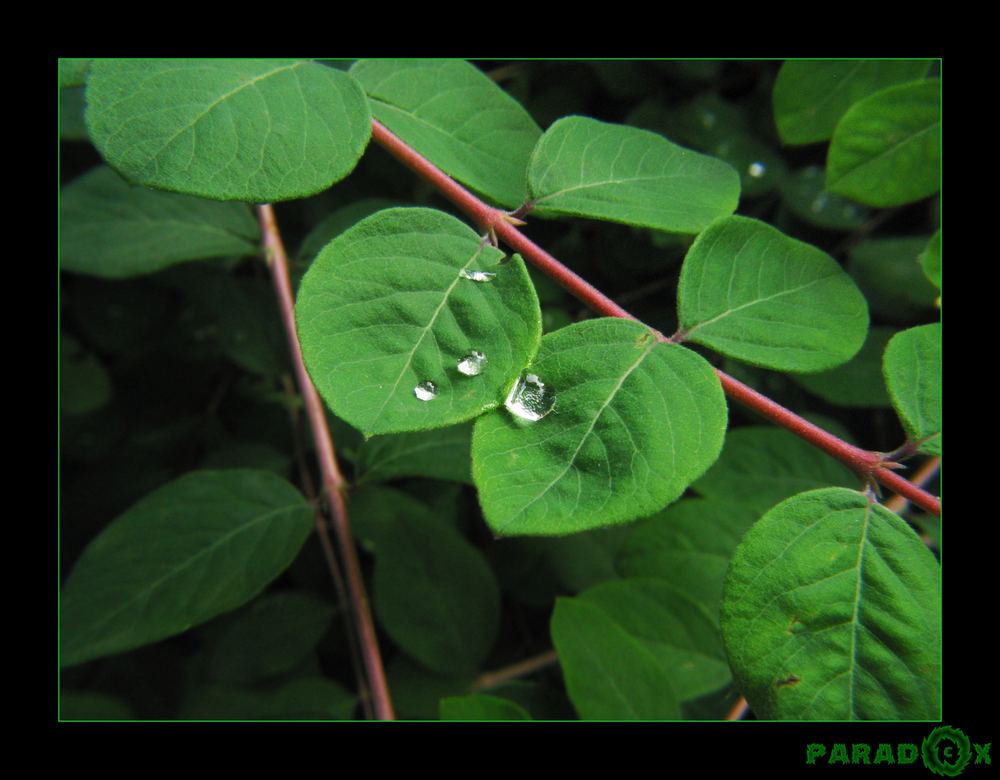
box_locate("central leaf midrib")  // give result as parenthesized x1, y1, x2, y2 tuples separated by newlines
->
(684, 275, 831, 337)
(501, 338, 657, 530)
(367, 245, 483, 428)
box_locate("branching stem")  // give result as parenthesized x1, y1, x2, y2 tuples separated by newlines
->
(369, 119, 941, 518)
(258, 204, 395, 721)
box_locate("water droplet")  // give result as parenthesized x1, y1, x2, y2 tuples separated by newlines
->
(504, 372, 555, 422)
(460, 269, 496, 282)
(701, 111, 717, 129)
(810, 192, 829, 213)
(413, 381, 437, 401)
(747, 161, 766, 178)
(457, 350, 487, 376)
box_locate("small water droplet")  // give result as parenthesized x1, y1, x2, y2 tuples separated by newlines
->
(701, 111, 717, 129)
(747, 161, 766, 178)
(810, 192, 829, 213)
(457, 350, 487, 376)
(504, 372, 555, 422)
(413, 381, 437, 401)
(460, 269, 496, 282)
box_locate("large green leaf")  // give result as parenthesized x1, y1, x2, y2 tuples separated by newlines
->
(788, 326, 895, 408)
(677, 215, 869, 372)
(85, 59, 371, 202)
(60, 166, 260, 279)
(721, 488, 941, 720)
(773, 60, 931, 145)
(848, 236, 938, 323)
(59, 58, 92, 89)
(579, 578, 731, 702)
(526, 116, 740, 233)
(883, 324, 941, 455)
(473, 318, 727, 536)
(693, 427, 858, 515)
(206, 591, 335, 684)
(616, 498, 761, 615)
(296, 207, 542, 436)
(350, 59, 541, 208)
(551, 597, 681, 719)
(349, 487, 500, 675)
(355, 422, 473, 485)
(61, 470, 314, 668)
(827, 79, 940, 207)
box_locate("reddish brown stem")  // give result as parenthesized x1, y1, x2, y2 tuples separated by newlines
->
(258, 204, 395, 721)
(369, 119, 941, 518)
(470, 649, 559, 692)
(727, 696, 750, 721)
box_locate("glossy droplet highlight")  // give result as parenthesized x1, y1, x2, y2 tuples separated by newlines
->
(747, 161, 766, 178)
(457, 350, 487, 376)
(460, 269, 496, 282)
(504, 372, 555, 422)
(413, 381, 437, 401)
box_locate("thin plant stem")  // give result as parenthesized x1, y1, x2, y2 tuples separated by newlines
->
(885, 456, 941, 515)
(369, 119, 941, 518)
(280, 374, 374, 720)
(258, 204, 395, 721)
(727, 697, 750, 721)
(470, 649, 559, 692)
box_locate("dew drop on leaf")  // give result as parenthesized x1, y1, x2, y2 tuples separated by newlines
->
(748, 161, 767, 178)
(457, 350, 487, 376)
(413, 381, 438, 401)
(459, 269, 497, 282)
(504, 372, 555, 422)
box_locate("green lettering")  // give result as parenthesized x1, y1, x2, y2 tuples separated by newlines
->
(974, 743, 991, 765)
(898, 743, 918, 764)
(852, 744, 871, 764)
(806, 744, 826, 765)
(874, 744, 895, 764)
(830, 744, 849, 765)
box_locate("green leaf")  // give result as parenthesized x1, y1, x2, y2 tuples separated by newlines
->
(207, 592, 335, 684)
(788, 326, 895, 408)
(921, 229, 941, 290)
(677, 216, 869, 372)
(296, 207, 542, 436)
(439, 694, 533, 721)
(60, 166, 260, 279)
(356, 422, 473, 485)
(60, 333, 112, 416)
(181, 676, 356, 720)
(616, 498, 761, 615)
(848, 236, 939, 322)
(721, 488, 941, 719)
(350, 59, 541, 208)
(60, 87, 89, 140)
(60, 59, 92, 88)
(61, 691, 133, 720)
(883, 324, 941, 455)
(773, 59, 931, 145)
(61, 469, 314, 667)
(527, 116, 740, 233)
(779, 165, 871, 231)
(579, 579, 731, 701)
(551, 597, 681, 719)
(473, 318, 727, 536)
(827, 79, 940, 207)
(350, 487, 500, 675)
(297, 198, 399, 265)
(693, 427, 858, 515)
(85, 59, 372, 202)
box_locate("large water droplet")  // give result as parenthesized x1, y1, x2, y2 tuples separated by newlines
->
(504, 372, 555, 422)
(747, 161, 766, 178)
(457, 350, 487, 376)
(460, 269, 496, 282)
(413, 381, 437, 401)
